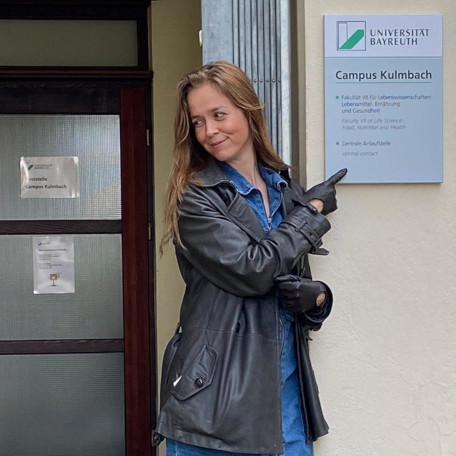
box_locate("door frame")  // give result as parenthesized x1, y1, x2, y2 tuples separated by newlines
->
(0, 76, 156, 456)
(121, 86, 156, 455)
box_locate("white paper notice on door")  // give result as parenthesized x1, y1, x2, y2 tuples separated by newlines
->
(33, 236, 75, 294)
(21, 156, 80, 198)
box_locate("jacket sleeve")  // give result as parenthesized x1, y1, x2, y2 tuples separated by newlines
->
(177, 185, 331, 297)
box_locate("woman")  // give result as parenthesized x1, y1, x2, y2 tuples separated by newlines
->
(154, 61, 346, 456)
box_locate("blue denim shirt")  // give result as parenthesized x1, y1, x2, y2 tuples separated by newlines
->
(220, 162, 287, 233)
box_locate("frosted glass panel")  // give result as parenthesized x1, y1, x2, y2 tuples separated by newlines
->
(0, 353, 125, 456)
(0, 115, 121, 220)
(0, 235, 123, 340)
(0, 20, 137, 66)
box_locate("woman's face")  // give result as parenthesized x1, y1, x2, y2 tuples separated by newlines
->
(187, 83, 254, 167)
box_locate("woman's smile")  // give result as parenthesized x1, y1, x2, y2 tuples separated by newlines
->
(209, 138, 227, 148)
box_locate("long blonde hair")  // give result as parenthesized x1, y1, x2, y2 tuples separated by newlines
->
(160, 61, 288, 252)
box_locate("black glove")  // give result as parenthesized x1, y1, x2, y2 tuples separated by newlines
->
(304, 168, 347, 215)
(275, 275, 327, 313)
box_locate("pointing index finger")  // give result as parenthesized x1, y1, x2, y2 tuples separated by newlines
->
(327, 168, 348, 184)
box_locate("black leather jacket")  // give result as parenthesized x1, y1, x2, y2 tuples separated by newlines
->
(153, 159, 332, 454)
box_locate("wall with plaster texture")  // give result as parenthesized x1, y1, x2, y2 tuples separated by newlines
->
(151, 4, 201, 456)
(301, 1, 456, 455)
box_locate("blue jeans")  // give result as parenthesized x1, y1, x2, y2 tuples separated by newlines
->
(278, 309, 314, 456)
(166, 309, 313, 456)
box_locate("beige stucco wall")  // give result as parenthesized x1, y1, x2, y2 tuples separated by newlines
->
(151, 0, 201, 429)
(152, 1, 456, 454)
(301, 1, 456, 455)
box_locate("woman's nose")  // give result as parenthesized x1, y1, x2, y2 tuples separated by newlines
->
(205, 120, 219, 136)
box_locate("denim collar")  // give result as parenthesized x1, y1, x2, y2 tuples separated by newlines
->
(220, 162, 288, 195)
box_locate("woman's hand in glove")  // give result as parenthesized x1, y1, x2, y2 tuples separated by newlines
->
(275, 274, 327, 313)
(305, 168, 347, 215)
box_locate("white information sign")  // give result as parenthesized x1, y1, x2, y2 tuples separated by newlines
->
(21, 156, 80, 198)
(324, 15, 443, 183)
(33, 236, 75, 294)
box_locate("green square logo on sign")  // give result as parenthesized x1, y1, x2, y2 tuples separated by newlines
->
(337, 21, 366, 50)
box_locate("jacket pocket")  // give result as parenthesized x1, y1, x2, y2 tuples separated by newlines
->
(170, 344, 218, 401)
(160, 331, 182, 404)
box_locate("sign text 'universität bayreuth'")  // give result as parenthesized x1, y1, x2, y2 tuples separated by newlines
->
(324, 15, 442, 183)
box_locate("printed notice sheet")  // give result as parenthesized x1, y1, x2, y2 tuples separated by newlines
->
(21, 156, 79, 198)
(33, 236, 75, 294)
(324, 15, 443, 183)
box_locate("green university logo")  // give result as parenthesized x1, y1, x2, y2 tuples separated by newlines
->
(337, 21, 366, 51)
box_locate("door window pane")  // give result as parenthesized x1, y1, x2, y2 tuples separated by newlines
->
(0, 115, 121, 220)
(0, 234, 123, 340)
(0, 353, 125, 456)
(0, 20, 137, 66)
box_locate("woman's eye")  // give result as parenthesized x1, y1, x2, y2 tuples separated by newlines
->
(214, 112, 225, 119)
(192, 119, 203, 128)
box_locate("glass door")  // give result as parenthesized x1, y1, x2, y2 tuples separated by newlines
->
(0, 84, 154, 456)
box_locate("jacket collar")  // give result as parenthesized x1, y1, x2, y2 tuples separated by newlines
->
(282, 186, 297, 217)
(193, 157, 292, 188)
(192, 157, 298, 239)
(193, 158, 230, 187)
